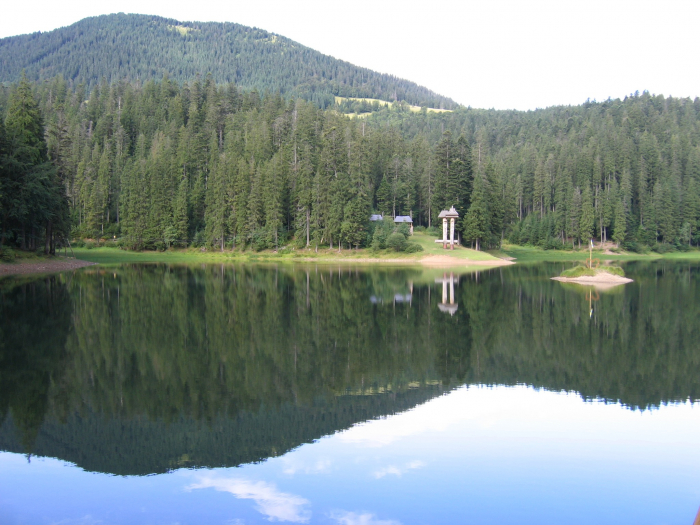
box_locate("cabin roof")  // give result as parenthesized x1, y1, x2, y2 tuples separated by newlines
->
(370, 214, 383, 221)
(394, 215, 413, 223)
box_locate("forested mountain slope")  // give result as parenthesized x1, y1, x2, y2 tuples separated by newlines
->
(0, 13, 456, 109)
(1, 74, 699, 255)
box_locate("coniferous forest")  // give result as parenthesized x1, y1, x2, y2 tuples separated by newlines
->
(1, 15, 700, 254)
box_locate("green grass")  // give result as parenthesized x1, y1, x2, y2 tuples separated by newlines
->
(70, 233, 505, 266)
(498, 244, 700, 263)
(409, 233, 498, 260)
(560, 265, 625, 278)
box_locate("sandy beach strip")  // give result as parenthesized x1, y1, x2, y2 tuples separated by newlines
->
(0, 258, 96, 277)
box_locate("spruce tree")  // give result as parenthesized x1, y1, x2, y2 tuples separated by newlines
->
(462, 169, 490, 251)
(579, 185, 595, 243)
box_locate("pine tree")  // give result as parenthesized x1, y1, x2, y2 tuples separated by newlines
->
(579, 185, 595, 243)
(462, 169, 490, 251)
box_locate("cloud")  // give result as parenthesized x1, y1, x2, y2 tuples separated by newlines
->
(373, 460, 425, 479)
(282, 458, 331, 476)
(330, 511, 401, 525)
(186, 475, 311, 523)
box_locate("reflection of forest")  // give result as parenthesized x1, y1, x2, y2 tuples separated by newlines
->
(0, 261, 698, 475)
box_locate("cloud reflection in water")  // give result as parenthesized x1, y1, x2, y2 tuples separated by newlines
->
(330, 511, 401, 525)
(187, 474, 311, 522)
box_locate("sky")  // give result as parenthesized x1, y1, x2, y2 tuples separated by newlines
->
(1, 0, 699, 111)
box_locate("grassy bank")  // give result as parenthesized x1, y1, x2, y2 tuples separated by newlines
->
(497, 244, 700, 263)
(69, 232, 505, 266)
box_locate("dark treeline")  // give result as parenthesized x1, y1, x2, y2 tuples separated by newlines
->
(1, 262, 699, 474)
(369, 93, 700, 250)
(0, 13, 456, 110)
(1, 75, 700, 254)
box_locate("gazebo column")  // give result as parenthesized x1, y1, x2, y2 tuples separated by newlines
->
(449, 218, 455, 250)
(442, 217, 448, 249)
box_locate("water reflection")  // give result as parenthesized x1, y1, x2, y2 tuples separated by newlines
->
(435, 272, 458, 315)
(0, 261, 699, 478)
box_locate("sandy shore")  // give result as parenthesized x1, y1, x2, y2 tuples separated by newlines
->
(0, 258, 96, 277)
(551, 271, 633, 285)
(299, 255, 515, 268)
(419, 255, 515, 267)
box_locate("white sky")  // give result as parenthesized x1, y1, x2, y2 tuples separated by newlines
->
(2, 0, 699, 110)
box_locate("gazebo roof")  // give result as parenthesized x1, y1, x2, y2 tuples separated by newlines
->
(439, 206, 460, 218)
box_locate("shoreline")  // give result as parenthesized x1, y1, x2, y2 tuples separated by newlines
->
(0, 258, 96, 277)
(298, 255, 514, 268)
(0, 251, 513, 277)
(551, 272, 633, 285)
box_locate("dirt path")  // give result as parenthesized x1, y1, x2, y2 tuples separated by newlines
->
(0, 258, 96, 277)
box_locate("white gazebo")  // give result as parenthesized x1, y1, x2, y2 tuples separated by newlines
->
(435, 207, 460, 249)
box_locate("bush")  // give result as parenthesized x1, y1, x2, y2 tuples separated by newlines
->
(386, 232, 407, 252)
(413, 225, 426, 233)
(72, 239, 85, 248)
(622, 240, 645, 253)
(191, 231, 205, 248)
(560, 265, 625, 278)
(599, 265, 625, 276)
(84, 241, 95, 250)
(0, 247, 16, 261)
(370, 220, 392, 250)
(404, 242, 424, 253)
(653, 243, 674, 254)
(560, 265, 596, 278)
(426, 226, 441, 237)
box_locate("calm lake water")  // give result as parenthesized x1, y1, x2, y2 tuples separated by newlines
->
(1, 261, 699, 524)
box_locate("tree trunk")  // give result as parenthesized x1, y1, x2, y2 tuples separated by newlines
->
(45, 220, 53, 255)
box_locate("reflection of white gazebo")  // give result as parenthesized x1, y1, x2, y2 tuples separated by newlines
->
(435, 207, 459, 249)
(435, 272, 458, 316)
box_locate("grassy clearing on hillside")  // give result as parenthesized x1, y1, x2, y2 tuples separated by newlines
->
(560, 265, 625, 278)
(334, 96, 452, 114)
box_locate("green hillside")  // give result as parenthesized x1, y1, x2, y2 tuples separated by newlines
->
(0, 13, 457, 109)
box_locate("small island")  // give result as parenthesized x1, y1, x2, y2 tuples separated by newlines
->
(551, 264, 633, 285)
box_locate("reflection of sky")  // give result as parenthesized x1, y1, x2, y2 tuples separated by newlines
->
(1, 385, 699, 524)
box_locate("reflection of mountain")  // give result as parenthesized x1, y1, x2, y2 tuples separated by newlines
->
(0, 385, 445, 476)
(0, 262, 699, 475)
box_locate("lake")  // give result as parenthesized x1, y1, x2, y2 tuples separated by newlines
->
(1, 261, 699, 524)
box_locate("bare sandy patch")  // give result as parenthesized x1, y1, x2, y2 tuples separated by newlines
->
(297, 254, 514, 268)
(420, 255, 515, 268)
(551, 271, 633, 285)
(0, 258, 96, 277)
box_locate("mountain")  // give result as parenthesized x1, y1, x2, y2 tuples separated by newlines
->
(0, 13, 458, 109)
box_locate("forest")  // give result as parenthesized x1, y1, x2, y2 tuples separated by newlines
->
(1, 72, 700, 255)
(0, 13, 456, 110)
